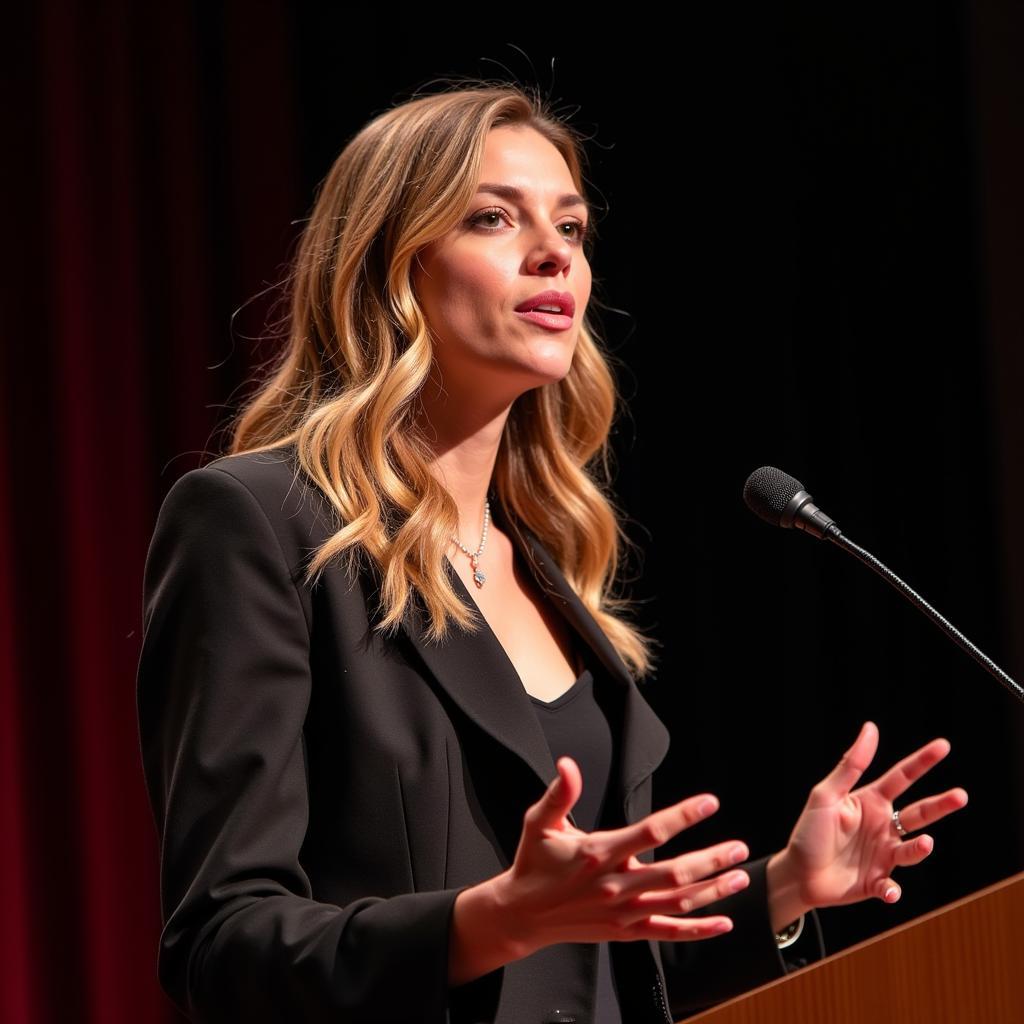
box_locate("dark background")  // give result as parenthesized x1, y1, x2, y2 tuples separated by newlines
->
(4, 2, 1023, 1021)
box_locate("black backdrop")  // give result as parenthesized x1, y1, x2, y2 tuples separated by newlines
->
(283, 5, 1024, 955)
(5, 3, 1023, 1020)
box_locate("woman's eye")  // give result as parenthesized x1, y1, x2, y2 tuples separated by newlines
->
(468, 208, 589, 244)
(470, 209, 506, 229)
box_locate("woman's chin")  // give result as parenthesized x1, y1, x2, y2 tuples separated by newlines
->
(524, 359, 575, 389)
(523, 341, 577, 377)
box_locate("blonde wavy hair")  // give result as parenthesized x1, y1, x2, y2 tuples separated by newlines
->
(220, 78, 659, 680)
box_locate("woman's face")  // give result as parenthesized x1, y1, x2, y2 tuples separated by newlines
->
(412, 125, 592, 408)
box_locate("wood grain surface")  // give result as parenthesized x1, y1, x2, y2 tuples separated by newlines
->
(683, 870, 1024, 1023)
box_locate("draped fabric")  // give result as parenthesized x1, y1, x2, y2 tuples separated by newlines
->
(4, 4, 299, 1021)
(5, 4, 1024, 1022)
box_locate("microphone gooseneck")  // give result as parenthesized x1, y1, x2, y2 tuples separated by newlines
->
(742, 465, 1023, 704)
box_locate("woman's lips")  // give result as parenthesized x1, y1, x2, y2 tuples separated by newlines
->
(515, 310, 574, 330)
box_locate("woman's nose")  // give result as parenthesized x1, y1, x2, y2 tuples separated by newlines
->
(525, 229, 574, 274)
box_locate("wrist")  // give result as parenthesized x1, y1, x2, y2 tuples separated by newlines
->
(766, 847, 811, 934)
(448, 870, 533, 987)
(487, 868, 539, 960)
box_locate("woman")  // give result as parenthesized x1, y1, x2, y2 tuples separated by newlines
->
(136, 81, 968, 1023)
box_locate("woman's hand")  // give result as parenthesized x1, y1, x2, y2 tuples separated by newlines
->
(766, 721, 969, 931)
(490, 755, 752, 959)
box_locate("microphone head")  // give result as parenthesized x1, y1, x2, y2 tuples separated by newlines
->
(743, 466, 807, 527)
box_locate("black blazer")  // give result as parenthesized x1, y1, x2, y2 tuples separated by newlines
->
(136, 444, 823, 1024)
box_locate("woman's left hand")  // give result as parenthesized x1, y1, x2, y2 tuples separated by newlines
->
(768, 721, 969, 925)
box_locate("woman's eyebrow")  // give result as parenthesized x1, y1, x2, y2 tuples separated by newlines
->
(475, 182, 590, 217)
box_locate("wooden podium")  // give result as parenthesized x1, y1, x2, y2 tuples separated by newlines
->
(683, 871, 1024, 1023)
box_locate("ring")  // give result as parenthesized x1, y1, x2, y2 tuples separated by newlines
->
(891, 809, 908, 837)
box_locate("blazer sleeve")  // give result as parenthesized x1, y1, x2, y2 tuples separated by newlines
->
(136, 466, 471, 1023)
(657, 854, 826, 1019)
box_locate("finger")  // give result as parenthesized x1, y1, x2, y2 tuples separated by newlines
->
(813, 721, 878, 802)
(528, 756, 583, 833)
(638, 914, 734, 943)
(876, 877, 902, 903)
(618, 841, 749, 898)
(630, 868, 751, 915)
(871, 738, 952, 803)
(595, 793, 721, 865)
(892, 788, 968, 833)
(891, 834, 934, 869)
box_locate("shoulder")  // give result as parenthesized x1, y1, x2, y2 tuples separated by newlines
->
(200, 443, 308, 514)
(185, 443, 332, 531)
(157, 443, 338, 589)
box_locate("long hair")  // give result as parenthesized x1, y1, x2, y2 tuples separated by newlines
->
(221, 79, 659, 680)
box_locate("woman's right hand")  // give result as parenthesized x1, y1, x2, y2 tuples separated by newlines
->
(449, 756, 751, 986)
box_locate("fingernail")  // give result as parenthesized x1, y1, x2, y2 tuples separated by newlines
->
(698, 798, 718, 817)
(885, 886, 899, 902)
(713, 919, 732, 933)
(728, 871, 748, 893)
(730, 846, 746, 864)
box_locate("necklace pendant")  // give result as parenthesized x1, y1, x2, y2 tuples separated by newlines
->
(469, 554, 486, 588)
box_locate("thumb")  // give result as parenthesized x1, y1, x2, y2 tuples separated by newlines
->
(816, 721, 878, 800)
(529, 756, 583, 832)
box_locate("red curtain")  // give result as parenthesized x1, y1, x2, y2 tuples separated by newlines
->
(4, 3, 298, 1020)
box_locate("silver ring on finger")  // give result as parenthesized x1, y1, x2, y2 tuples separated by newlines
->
(892, 808, 908, 837)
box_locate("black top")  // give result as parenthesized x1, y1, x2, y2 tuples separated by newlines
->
(526, 652, 624, 1024)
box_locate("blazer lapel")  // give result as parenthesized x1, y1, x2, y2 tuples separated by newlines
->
(399, 541, 564, 816)
(398, 495, 670, 827)
(491, 499, 672, 816)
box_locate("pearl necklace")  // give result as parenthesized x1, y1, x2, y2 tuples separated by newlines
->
(451, 500, 490, 588)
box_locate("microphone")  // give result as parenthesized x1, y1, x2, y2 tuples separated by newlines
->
(743, 465, 1023, 703)
(742, 466, 840, 539)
